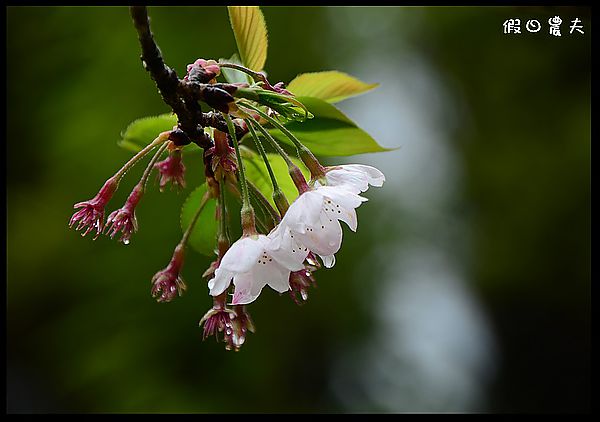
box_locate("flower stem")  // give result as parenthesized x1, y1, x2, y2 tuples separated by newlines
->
(181, 189, 210, 247)
(140, 141, 170, 189)
(224, 113, 256, 235)
(244, 115, 292, 166)
(244, 118, 290, 216)
(238, 102, 325, 180)
(225, 180, 270, 235)
(245, 121, 279, 191)
(217, 179, 230, 257)
(243, 114, 310, 194)
(247, 181, 280, 227)
(114, 131, 170, 181)
(219, 62, 266, 84)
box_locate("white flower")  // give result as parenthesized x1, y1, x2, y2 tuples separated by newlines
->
(208, 234, 308, 305)
(315, 164, 385, 194)
(273, 185, 367, 268)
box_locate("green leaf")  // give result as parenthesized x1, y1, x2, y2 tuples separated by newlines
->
(264, 96, 392, 156)
(118, 114, 176, 152)
(287, 71, 379, 103)
(220, 53, 252, 85)
(227, 6, 268, 72)
(118, 114, 208, 154)
(244, 152, 310, 207)
(254, 90, 313, 122)
(180, 184, 217, 257)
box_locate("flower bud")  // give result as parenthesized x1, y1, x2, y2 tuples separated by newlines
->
(69, 176, 119, 239)
(154, 147, 186, 192)
(185, 58, 221, 84)
(151, 244, 187, 303)
(104, 182, 144, 244)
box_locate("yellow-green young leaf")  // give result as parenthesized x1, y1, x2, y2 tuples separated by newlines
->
(118, 114, 177, 152)
(228, 6, 268, 72)
(287, 71, 379, 103)
(244, 153, 310, 208)
(180, 184, 217, 257)
(264, 96, 393, 156)
(220, 53, 252, 85)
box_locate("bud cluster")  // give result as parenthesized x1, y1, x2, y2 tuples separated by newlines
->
(70, 51, 384, 353)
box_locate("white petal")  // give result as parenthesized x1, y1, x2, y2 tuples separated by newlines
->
(341, 164, 385, 187)
(320, 194, 359, 232)
(322, 164, 385, 194)
(267, 223, 286, 250)
(219, 236, 264, 273)
(280, 190, 323, 234)
(320, 254, 336, 268)
(208, 267, 235, 296)
(334, 205, 358, 232)
(315, 186, 367, 210)
(252, 258, 291, 294)
(267, 227, 308, 271)
(231, 271, 263, 305)
(326, 169, 369, 194)
(293, 212, 343, 257)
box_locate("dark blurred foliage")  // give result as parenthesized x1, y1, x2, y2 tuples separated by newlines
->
(6, 6, 589, 413)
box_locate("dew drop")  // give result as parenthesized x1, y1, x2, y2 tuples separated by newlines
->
(123, 239, 130, 245)
(301, 291, 308, 301)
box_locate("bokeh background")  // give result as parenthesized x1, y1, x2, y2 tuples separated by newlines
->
(7, 6, 590, 413)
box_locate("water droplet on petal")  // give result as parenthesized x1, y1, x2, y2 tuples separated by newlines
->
(301, 290, 308, 301)
(123, 239, 130, 245)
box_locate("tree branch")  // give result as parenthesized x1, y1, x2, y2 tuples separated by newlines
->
(129, 7, 248, 148)
(130, 6, 208, 147)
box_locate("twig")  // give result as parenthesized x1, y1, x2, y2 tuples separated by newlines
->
(130, 6, 208, 147)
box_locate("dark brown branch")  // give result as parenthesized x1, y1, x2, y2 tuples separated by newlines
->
(203, 111, 247, 139)
(130, 6, 208, 147)
(130, 7, 184, 117)
(129, 6, 248, 148)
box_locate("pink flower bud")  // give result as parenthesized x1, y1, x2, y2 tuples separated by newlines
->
(151, 244, 187, 303)
(205, 130, 237, 182)
(184, 58, 221, 83)
(104, 183, 144, 244)
(69, 176, 119, 239)
(154, 148, 186, 192)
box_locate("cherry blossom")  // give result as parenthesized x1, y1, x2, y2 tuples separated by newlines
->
(273, 185, 368, 268)
(314, 164, 385, 195)
(208, 234, 308, 305)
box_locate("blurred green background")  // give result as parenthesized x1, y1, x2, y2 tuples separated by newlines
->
(7, 6, 590, 413)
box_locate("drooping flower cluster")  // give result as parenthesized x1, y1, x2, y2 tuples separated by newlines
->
(206, 164, 385, 307)
(70, 3, 388, 353)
